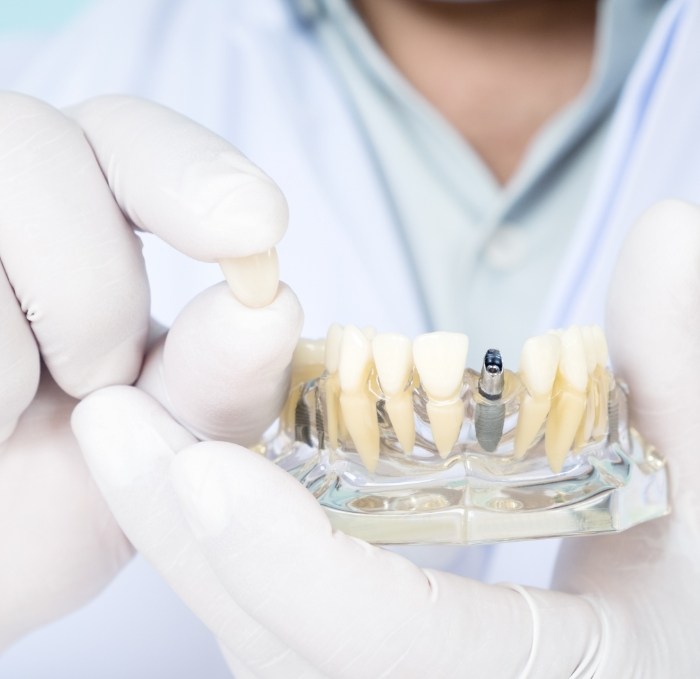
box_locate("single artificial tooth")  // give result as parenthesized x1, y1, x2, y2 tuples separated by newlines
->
(373, 333, 415, 453)
(514, 333, 561, 457)
(545, 326, 588, 472)
(338, 325, 380, 471)
(324, 324, 344, 449)
(219, 248, 279, 307)
(475, 349, 506, 452)
(413, 332, 468, 457)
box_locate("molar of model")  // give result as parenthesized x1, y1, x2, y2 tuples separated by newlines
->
(413, 332, 468, 457)
(219, 248, 279, 307)
(338, 325, 380, 471)
(372, 333, 415, 453)
(514, 333, 561, 457)
(545, 325, 588, 472)
(324, 323, 344, 449)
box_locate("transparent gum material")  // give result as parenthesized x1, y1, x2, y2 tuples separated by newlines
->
(258, 367, 670, 545)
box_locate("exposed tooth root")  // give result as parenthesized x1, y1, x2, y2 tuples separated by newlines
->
(544, 326, 588, 472)
(545, 388, 587, 471)
(574, 381, 596, 450)
(385, 391, 415, 453)
(413, 332, 468, 455)
(514, 394, 550, 457)
(325, 374, 341, 449)
(514, 333, 561, 457)
(592, 369, 611, 439)
(324, 324, 344, 449)
(427, 400, 464, 457)
(372, 333, 414, 452)
(576, 325, 611, 447)
(340, 392, 380, 471)
(338, 325, 380, 471)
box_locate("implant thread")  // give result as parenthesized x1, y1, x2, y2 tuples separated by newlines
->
(476, 349, 506, 452)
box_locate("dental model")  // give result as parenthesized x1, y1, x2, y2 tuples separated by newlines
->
(263, 323, 669, 545)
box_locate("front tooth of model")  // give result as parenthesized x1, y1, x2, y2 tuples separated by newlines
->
(219, 248, 279, 307)
(413, 332, 468, 457)
(373, 333, 415, 453)
(514, 333, 561, 457)
(324, 324, 344, 449)
(338, 325, 380, 471)
(545, 326, 588, 472)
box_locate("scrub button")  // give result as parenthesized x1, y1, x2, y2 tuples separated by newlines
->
(483, 224, 527, 270)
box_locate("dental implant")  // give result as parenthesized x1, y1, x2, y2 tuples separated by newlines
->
(475, 349, 506, 452)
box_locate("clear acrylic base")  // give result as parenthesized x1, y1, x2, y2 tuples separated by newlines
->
(260, 373, 670, 546)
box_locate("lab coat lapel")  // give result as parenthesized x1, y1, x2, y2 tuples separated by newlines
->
(538, 0, 700, 331)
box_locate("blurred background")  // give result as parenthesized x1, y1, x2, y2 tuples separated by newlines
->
(0, 0, 94, 31)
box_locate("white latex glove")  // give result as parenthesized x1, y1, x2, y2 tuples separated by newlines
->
(0, 93, 291, 651)
(73, 199, 700, 678)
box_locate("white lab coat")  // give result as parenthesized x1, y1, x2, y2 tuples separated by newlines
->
(1, 0, 699, 676)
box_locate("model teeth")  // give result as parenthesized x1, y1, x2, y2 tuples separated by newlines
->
(545, 326, 589, 472)
(324, 323, 344, 449)
(338, 325, 380, 472)
(589, 325, 611, 439)
(514, 333, 561, 457)
(413, 332, 469, 457)
(287, 323, 612, 473)
(372, 333, 415, 453)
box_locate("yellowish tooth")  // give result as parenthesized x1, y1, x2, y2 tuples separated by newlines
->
(283, 337, 325, 427)
(324, 324, 343, 449)
(573, 325, 606, 449)
(292, 338, 326, 382)
(545, 326, 589, 472)
(373, 333, 415, 453)
(427, 400, 465, 457)
(413, 332, 468, 457)
(338, 325, 380, 472)
(219, 248, 279, 307)
(514, 334, 561, 457)
(590, 325, 611, 439)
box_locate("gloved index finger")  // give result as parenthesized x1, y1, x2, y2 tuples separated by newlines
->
(68, 96, 289, 307)
(0, 93, 149, 398)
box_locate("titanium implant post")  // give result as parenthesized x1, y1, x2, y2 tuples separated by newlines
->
(475, 349, 506, 452)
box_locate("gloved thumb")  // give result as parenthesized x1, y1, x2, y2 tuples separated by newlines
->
(138, 281, 303, 445)
(553, 199, 700, 677)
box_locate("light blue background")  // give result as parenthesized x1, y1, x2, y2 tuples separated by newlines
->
(0, 0, 94, 31)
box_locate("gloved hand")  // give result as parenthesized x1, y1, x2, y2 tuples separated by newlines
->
(0, 93, 296, 652)
(72, 200, 700, 678)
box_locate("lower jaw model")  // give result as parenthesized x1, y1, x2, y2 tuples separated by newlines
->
(258, 324, 670, 545)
